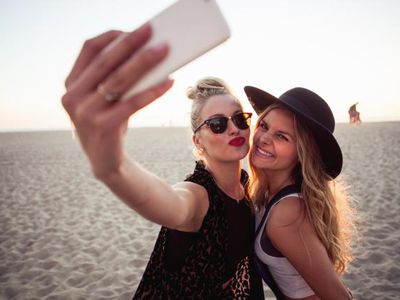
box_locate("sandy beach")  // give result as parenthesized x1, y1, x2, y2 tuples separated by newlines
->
(1, 122, 399, 300)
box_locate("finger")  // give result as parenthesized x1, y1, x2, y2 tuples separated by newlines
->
(70, 23, 152, 95)
(101, 79, 174, 127)
(98, 42, 170, 101)
(77, 43, 169, 114)
(65, 30, 123, 89)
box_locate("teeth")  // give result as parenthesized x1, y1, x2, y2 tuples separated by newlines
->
(257, 147, 273, 157)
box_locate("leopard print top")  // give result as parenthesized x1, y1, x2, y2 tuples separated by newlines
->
(133, 161, 264, 299)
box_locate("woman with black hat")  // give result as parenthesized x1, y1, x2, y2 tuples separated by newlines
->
(245, 86, 355, 299)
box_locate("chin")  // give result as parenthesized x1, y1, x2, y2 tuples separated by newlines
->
(236, 148, 250, 160)
(250, 153, 268, 169)
(220, 152, 247, 163)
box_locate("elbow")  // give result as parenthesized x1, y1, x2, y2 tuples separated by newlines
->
(163, 205, 199, 231)
(163, 214, 191, 231)
(92, 164, 121, 185)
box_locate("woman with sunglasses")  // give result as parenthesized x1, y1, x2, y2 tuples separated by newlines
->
(62, 26, 263, 299)
(132, 77, 263, 299)
(245, 86, 355, 299)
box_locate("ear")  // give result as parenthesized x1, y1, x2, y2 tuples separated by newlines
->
(192, 133, 203, 150)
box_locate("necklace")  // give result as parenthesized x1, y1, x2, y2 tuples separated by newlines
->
(206, 167, 244, 203)
(223, 185, 244, 204)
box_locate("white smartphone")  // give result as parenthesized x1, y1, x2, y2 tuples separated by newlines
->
(121, 0, 231, 100)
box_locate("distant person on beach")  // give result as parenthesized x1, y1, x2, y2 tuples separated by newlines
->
(61, 26, 263, 298)
(348, 103, 361, 125)
(245, 86, 355, 299)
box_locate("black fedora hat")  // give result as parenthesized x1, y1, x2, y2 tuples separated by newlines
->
(244, 86, 343, 179)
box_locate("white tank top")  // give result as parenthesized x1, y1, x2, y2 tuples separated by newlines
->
(254, 193, 315, 298)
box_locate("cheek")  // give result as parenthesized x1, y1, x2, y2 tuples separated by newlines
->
(252, 130, 261, 144)
(209, 133, 224, 143)
(274, 141, 297, 158)
(203, 133, 224, 150)
(285, 146, 298, 163)
(244, 128, 251, 139)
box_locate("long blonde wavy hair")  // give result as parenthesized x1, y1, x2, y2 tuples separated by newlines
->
(249, 104, 356, 274)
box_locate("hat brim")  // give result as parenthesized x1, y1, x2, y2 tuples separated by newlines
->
(244, 86, 277, 115)
(244, 86, 343, 178)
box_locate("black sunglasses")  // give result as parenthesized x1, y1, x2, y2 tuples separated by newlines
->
(194, 112, 252, 134)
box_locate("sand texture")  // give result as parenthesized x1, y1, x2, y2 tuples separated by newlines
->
(1, 123, 399, 299)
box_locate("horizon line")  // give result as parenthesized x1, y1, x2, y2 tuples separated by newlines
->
(1, 120, 400, 133)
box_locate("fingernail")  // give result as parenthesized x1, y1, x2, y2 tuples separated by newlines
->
(133, 23, 151, 36)
(151, 42, 169, 55)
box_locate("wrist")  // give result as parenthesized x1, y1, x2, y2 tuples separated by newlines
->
(93, 153, 127, 184)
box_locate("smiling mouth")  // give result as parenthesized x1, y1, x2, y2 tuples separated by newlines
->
(255, 146, 274, 159)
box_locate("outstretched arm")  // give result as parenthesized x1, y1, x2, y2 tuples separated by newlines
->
(103, 157, 209, 230)
(62, 25, 208, 230)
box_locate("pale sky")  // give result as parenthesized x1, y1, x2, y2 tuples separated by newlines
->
(1, 0, 399, 131)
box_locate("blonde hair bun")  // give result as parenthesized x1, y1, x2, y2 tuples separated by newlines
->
(186, 77, 232, 100)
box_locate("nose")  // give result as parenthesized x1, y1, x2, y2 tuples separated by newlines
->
(227, 118, 240, 135)
(260, 131, 272, 144)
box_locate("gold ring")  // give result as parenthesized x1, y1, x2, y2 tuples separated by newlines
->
(97, 84, 120, 101)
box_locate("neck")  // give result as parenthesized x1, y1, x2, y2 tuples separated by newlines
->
(205, 160, 243, 200)
(265, 170, 295, 200)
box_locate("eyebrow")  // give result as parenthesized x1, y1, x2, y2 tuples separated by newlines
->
(277, 130, 294, 139)
(208, 109, 242, 119)
(261, 120, 295, 139)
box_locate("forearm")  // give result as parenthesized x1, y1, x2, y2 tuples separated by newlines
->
(311, 277, 352, 300)
(100, 153, 187, 228)
(61, 25, 179, 226)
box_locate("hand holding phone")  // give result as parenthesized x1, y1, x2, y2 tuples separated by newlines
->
(121, 0, 231, 100)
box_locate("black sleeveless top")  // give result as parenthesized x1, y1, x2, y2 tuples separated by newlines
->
(133, 161, 264, 299)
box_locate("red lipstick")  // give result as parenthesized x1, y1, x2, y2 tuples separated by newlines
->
(229, 137, 245, 147)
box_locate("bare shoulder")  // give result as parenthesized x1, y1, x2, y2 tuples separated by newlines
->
(267, 196, 312, 253)
(172, 181, 209, 231)
(268, 196, 305, 228)
(173, 181, 208, 201)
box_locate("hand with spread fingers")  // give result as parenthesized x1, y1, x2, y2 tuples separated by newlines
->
(61, 24, 173, 180)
